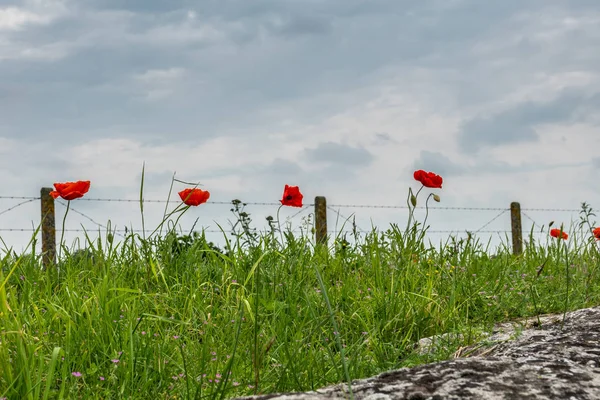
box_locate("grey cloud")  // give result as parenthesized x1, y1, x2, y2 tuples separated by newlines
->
(592, 157, 600, 169)
(2, 0, 600, 151)
(268, 15, 331, 37)
(458, 92, 600, 153)
(263, 158, 303, 176)
(373, 133, 396, 145)
(305, 142, 374, 167)
(411, 150, 590, 178)
(411, 151, 465, 177)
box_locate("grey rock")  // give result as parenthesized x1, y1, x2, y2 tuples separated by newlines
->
(236, 307, 600, 400)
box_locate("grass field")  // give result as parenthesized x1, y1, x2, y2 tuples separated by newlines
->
(1, 181, 599, 399)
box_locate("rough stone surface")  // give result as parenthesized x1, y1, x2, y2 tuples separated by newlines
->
(236, 307, 600, 400)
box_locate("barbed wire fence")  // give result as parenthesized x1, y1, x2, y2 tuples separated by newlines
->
(0, 194, 589, 236)
(0, 192, 595, 267)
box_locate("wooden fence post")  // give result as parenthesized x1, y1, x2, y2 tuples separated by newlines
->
(314, 196, 327, 245)
(510, 202, 523, 255)
(40, 187, 56, 268)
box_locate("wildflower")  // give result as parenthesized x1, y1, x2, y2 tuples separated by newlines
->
(99, 376, 105, 381)
(111, 359, 119, 364)
(280, 185, 303, 207)
(593, 227, 600, 240)
(178, 188, 210, 206)
(413, 170, 443, 189)
(72, 371, 82, 377)
(550, 228, 568, 240)
(50, 181, 91, 200)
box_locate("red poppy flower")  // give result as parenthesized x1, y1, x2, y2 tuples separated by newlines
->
(593, 227, 600, 241)
(178, 188, 210, 206)
(413, 170, 443, 189)
(50, 181, 91, 200)
(550, 228, 568, 240)
(280, 185, 303, 207)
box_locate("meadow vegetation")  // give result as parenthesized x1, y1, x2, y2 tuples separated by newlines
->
(1, 174, 600, 399)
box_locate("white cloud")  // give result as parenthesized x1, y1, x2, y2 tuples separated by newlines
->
(0, 0, 69, 30)
(132, 67, 188, 100)
(0, 137, 16, 154)
(0, 7, 51, 30)
(134, 67, 186, 83)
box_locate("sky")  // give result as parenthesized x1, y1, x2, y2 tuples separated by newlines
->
(1, 0, 600, 255)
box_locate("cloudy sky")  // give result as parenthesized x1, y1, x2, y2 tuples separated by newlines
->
(1, 0, 600, 254)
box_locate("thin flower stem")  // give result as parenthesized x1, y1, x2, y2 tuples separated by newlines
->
(58, 200, 70, 261)
(170, 205, 191, 235)
(419, 193, 434, 241)
(405, 186, 424, 234)
(276, 205, 284, 248)
(148, 203, 187, 239)
(158, 171, 177, 238)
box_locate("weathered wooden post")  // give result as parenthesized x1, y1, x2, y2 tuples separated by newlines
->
(314, 196, 327, 245)
(510, 202, 523, 255)
(40, 187, 56, 268)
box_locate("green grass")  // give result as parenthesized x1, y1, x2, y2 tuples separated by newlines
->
(1, 206, 600, 400)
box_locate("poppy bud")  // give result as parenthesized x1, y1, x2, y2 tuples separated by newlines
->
(433, 194, 441, 202)
(410, 194, 417, 207)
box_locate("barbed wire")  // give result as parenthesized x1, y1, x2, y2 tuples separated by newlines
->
(520, 207, 580, 212)
(0, 194, 586, 212)
(0, 194, 590, 245)
(0, 198, 38, 218)
(285, 205, 311, 222)
(326, 206, 367, 233)
(55, 201, 127, 238)
(1, 227, 593, 236)
(0, 196, 39, 200)
(0, 228, 514, 234)
(521, 211, 543, 231)
(473, 209, 508, 233)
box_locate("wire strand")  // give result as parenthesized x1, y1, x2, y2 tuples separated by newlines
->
(55, 201, 126, 238)
(0, 198, 38, 217)
(474, 209, 508, 233)
(0, 194, 586, 212)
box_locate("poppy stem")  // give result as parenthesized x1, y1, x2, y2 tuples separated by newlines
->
(419, 193, 434, 240)
(58, 200, 70, 261)
(170, 205, 191, 236)
(148, 203, 187, 239)
(276, 205, 284, 248)
(405, 186, 424, 235)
